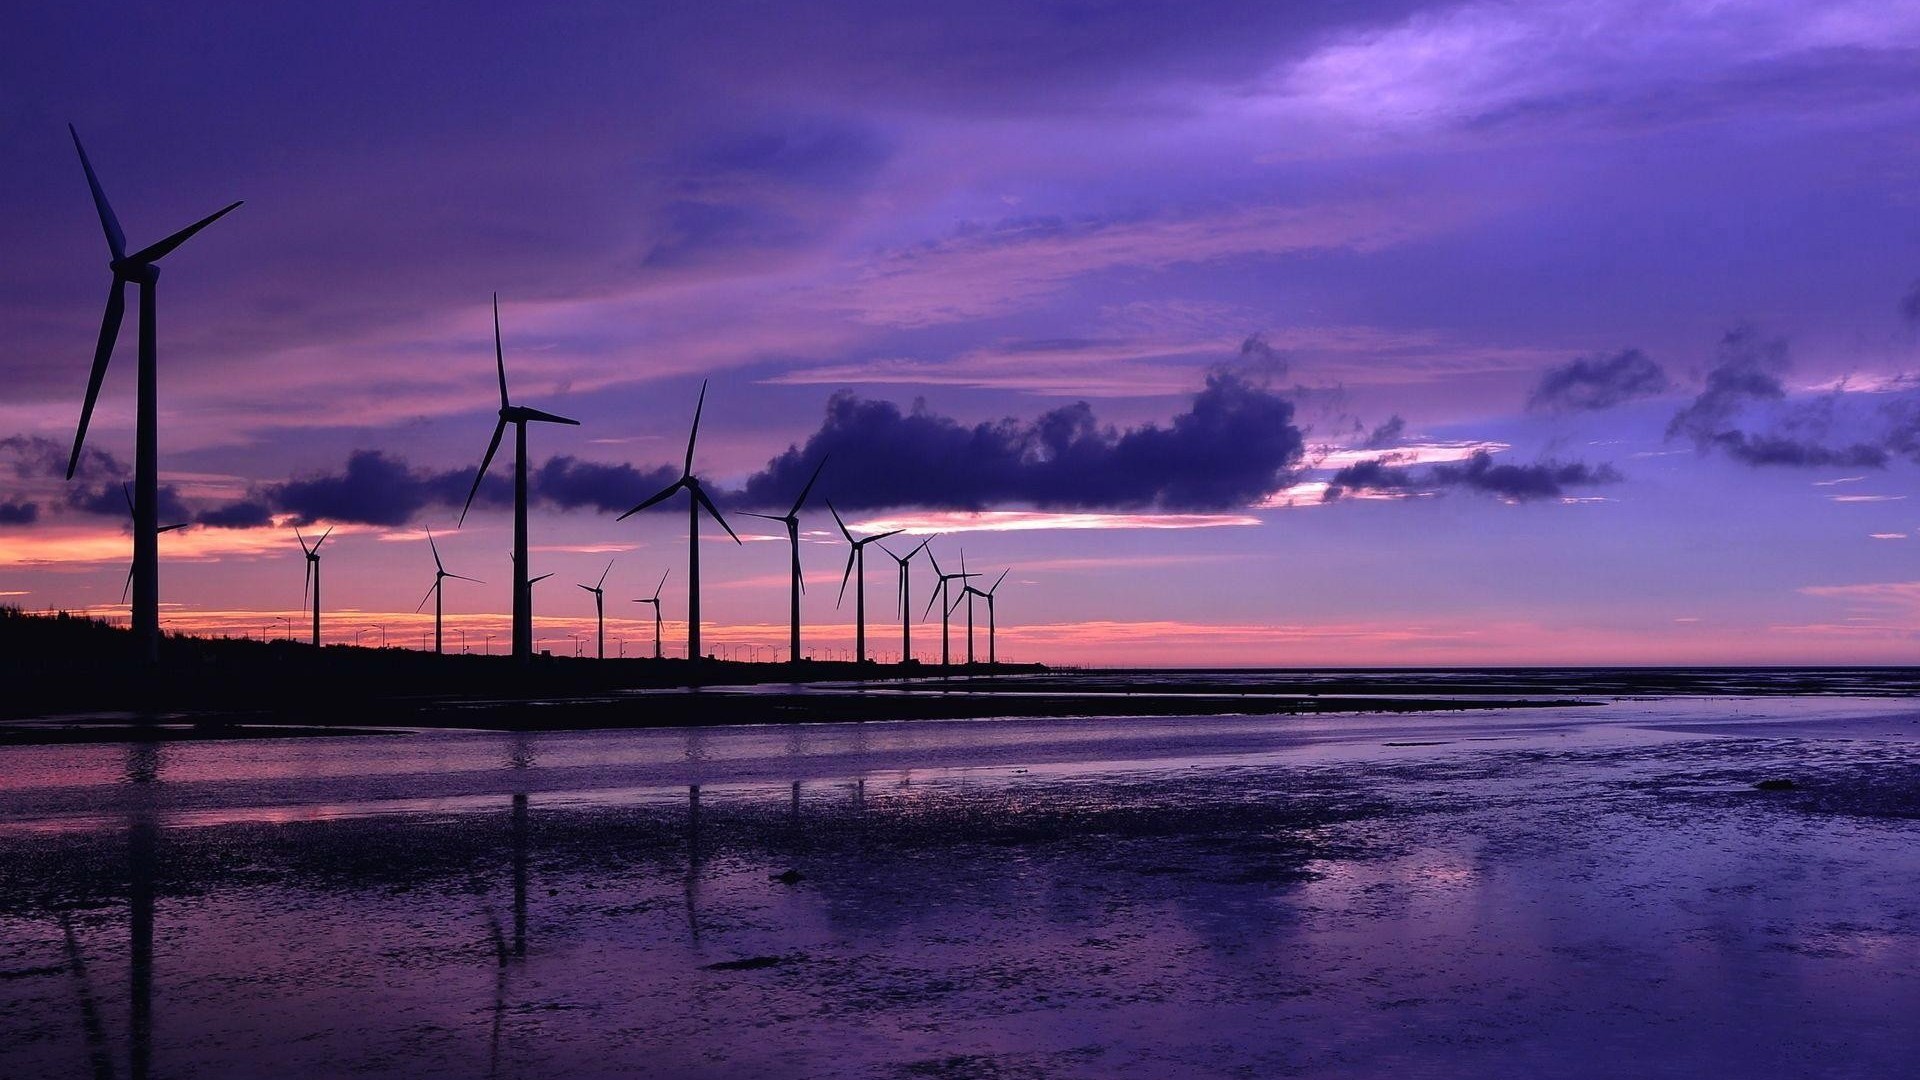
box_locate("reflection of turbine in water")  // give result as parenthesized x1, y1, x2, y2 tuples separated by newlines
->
(57, 911, 113, 1080)
(686, 784, 703, 943)
(488, 736, 534, 1076)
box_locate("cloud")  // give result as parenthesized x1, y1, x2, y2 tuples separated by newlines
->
(1666, 326, 1893, 468)
(1902, 280, 1920, 329)
(738, 369, 1306, 511)
(1527, 348, 1671, 412)
(0, 501, 37, 525)
(195, 501, 275, 529)
(532, 457, 679, 515)
(1323, 449, 1621, 502)
(0, 435, 190, 524)
(1360, 414, 1406, 448)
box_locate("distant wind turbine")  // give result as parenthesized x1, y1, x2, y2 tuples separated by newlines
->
(577, 559, 614, 659)
(971, 569, 1010, 665)
(617, 381, 739, 660)
(415, 528, 480, 655)
(632, 570, 668, 660)
(739, 456, 828, 666)
(923, 547, 979, 669)
(878, 536, 933, 664)
(459, 295, 580, 665)
(297, 526, 333, 647)
(65, 125, 242, 664)
(829, 502, 899, 665)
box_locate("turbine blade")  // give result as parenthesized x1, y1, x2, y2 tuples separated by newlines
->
(158, 523, 188, 533)
(653, 569, 668, 600)
(926, 548, 943, 579)
(827, 500, 852, 542)
(790, 454, 829, 515)
(907, 535, 934, 560)
(303, 559, 312, 608)
(990, 569, 1009, 594)
(792, 521, 807, 594)
(416, 580, 438, 614)
(529, 573, 553, 586)
(121, 482, 133, 516)
(461, 419, 508, 525)
(694, 486, 740, 543)
(870, 530, 902, 543)
(317, 525, 334, 548)
(68, 125, 125, 260)
(126, 201, 243, 265)
(494, 294, 509, 408)
(577, 583, 594, 593)
(427, 527, 444, 572)
(448, 574, 483, 584)
(923, 581, 944, 621)
(617, 478, 685, 521)
(684, 380, 707, 476)
(598, 559, 613, 589)
(296, 525, 311, 556)
(520, 407, 580, 426)
(67, 280, 126, 479)
(122, 563, 134, 605)
(837, 547, 856, 608)
(737, 512, 785, 521)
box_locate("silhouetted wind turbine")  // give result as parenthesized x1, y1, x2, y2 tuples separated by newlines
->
(632, 570, 668, 660)
(66, 125, 242, 665)
(617, 381, 739, 660)
(829, 502, 899, 665)
(878, 535, 934, 664)
(459, 295, 580, 665)
(416, 528, 480, 655)
(120, 483, 186, 605)
(577, 559, 613, 659)
(923, 547, 979, 669)
(739, 456, 828, 666)
(968, 569, 1010, 665)
(297, 525, 333, 647)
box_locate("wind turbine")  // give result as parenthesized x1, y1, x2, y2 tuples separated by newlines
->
(577, 559, 613, 659)
(632, 570, 668, 659)
(829, 502, 899, 665)
(297, 526, 333, 647)
(967, 569, 1010, 665)
(617, 381, 739, 660)
(923, 547, 979, 670)
(878, 536, 933, 665)
(65, 125, 242, 665)
(459, 294, 580, 665)
(415, 528, 480, 655)
(739, 456, 828, 666)
(120, 484, 187, 605)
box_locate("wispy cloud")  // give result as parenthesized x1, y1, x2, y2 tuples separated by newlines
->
(848, 510, 1262, 535)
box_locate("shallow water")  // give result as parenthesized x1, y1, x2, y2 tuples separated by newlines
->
(1, 698, 1917, 1078)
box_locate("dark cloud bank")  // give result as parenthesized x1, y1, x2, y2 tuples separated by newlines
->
(1323, 452, 1621, 503)
(1528, 348, 1671, 413)
(4, 371, 1311, 527)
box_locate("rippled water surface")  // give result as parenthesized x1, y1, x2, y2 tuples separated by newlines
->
(2, 698, 1917, 1078)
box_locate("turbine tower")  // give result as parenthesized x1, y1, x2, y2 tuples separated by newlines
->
(618, 381, 739, 661)
(739, 456, 828, 666)
(415, 528, 480, 655)
(577, 559, 614, 659)
(65, 125, 242, 665)
(973, 569, 1010, 665)
(297, 526, 333, 647)
(829, 502, 899, 665)
(459, 295, 580, 666)
(878, 536, 933, 664)
(632, 570, 668, 660)
(120, 484, 187, 605)
(923, 547, 979, 670)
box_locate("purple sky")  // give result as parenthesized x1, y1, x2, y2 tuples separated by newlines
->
(4, 1, 1920, 664)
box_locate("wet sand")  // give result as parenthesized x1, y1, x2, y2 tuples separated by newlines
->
(1, 697, 1916, 1077)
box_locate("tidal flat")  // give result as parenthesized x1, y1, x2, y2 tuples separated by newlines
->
(1, 696, 1917, 1078)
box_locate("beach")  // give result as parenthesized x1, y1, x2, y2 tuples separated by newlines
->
(2, 692, 1917, 1077)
